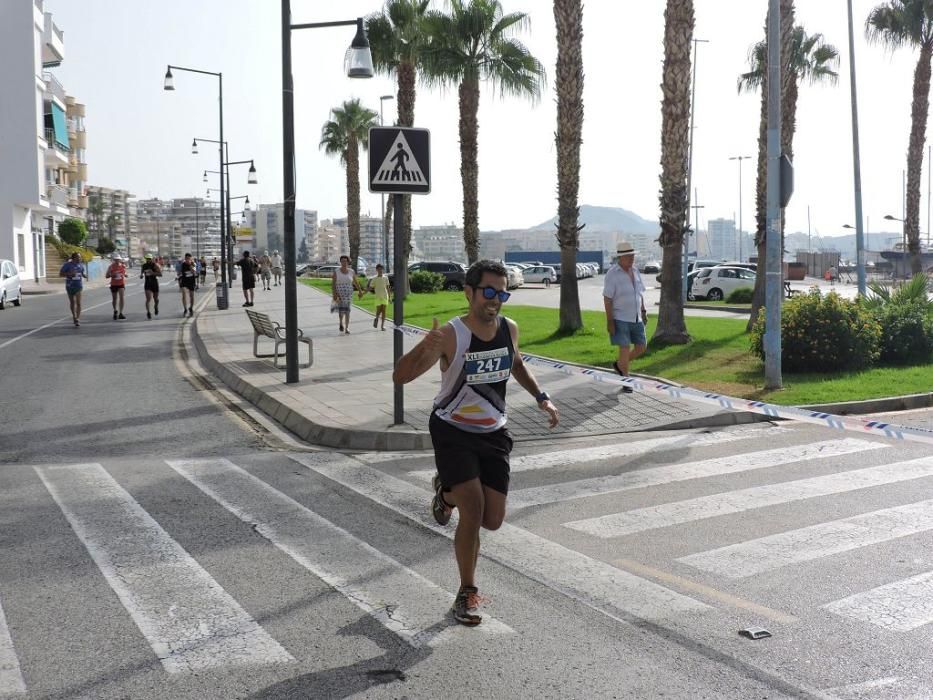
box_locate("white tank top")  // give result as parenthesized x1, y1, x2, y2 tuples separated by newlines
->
(433, 316, 515, 433)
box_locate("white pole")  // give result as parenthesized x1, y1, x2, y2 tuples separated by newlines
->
(764, 0, 782, 389)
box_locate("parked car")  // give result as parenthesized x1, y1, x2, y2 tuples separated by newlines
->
(639, 261, 661, 274)
(585, 262, 601, 275)
(521, 265, 558, 286)
(693, 265, 756, 301)
(504, 264, 525, 289)
(720, 261, 757, 272)
(312, 264, 340, 278)
(575, 263, 589, 279)
(551, 263, 563, 283)
(0, 259, 22, 309)
(387, 261, 467, 290)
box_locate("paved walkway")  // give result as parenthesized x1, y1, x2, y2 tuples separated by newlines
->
(192, 282, 747, 451)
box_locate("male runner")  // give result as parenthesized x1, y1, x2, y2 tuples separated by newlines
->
(140, 253, 162, 319)
(393, 259, 559, 625)
(177, 253, 197, 317)
(106, 254, 127, 320)
(59, 252, 86, 326)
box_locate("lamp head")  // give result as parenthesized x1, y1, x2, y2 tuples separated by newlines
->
(883, 214, 899, 221)
(247, 161, 258, 185)
(345, 18, 374, 79)
(163, 67, 174, 91)
(244, 197, 251, 210)
(202, 171, 208, 183)
(191, 139, 198, 155)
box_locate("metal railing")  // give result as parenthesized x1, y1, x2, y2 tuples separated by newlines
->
(43, 128, 71, 154)
(47, 184, 69, 207)
(42, 71, 66, 102)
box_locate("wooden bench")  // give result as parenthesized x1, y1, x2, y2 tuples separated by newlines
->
(245, 309, 313, 369)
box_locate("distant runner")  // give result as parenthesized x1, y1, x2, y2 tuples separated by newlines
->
(177, 252, 197, 317)
(59, 252, 86, 326)
(140, 253, 162, 319)
(106, 254, 127, 320)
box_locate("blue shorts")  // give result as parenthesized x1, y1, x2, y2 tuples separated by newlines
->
(610, 320, 646, 347)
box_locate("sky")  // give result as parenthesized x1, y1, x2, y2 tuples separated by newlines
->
(47, 0, 922, 241)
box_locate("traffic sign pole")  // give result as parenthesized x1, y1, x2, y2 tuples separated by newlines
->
(393, 194, 404, 425)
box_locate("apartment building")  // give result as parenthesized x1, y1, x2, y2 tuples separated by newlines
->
(333, 215, 388, 266)
(0, 0, 82, 280)
(245, 204, 318, 258)
(412, 224, 464, 263)
(136, 197, 222, 260)
(316, 220, 349, 263)
(708, 218, 738, 261)
(86, 186, 136, 251)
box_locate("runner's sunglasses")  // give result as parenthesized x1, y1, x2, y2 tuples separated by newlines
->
(475, 286, 511, 302)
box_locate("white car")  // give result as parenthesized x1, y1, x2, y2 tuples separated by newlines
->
(504, 264, 525, 289)
(521, 265, 557, 286)
(0, 259, 22, 309)
(693, 265, 757, 301)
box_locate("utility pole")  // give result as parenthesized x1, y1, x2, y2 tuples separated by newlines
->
(764, 0, 782, 389)
(729, 155, 750, 261)
(683, 37, 709, 302)
(690, 188, 704, 263)
(846, 0, 867, 296)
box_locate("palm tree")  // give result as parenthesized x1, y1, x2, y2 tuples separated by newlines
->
(366, 0, 432, 278)
(424, 0, 545, 265)
(738, 15, 839, 329)
(553, 0, 584, 332)
(867, 0, 933, 275)
(654, 0, 694, 345)
(88, 194, 105, 242)
(320, 99, 379, 272)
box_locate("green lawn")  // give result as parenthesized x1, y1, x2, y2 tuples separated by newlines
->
(301, 279, 932, 405)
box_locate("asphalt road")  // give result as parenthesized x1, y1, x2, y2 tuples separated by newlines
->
(1, 283, 932, 699)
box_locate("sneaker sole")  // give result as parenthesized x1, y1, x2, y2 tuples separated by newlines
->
(431, 475, 452, 526)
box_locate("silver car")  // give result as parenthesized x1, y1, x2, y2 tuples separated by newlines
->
(521, 265, 557, 287)
(0, 259, 22, 309)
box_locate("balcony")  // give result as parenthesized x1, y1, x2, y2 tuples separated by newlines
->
(47, 184, 69, 210)
(42, 13, 65, 67)
(42, 72, 66, 105)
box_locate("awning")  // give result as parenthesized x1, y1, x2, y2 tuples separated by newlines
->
(51, 103, 69, 148)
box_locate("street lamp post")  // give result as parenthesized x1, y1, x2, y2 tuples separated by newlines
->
(379, 94, 394, 267)
(729, 155, 750, 261)
(281, 6, 374, 384)
(164, 65, 228, 308)
(884, 213, 906, 278)
(846, 0, 867, 297)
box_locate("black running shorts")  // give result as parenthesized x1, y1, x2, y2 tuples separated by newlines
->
(429, 413, 513, 495)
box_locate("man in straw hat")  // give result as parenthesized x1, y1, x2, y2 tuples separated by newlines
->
(602, 241, 647, 393)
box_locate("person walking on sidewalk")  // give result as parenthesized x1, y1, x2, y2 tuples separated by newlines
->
(332, 255, 364, 334)
(369, 263, 391, 330)
(106, 254, 127, 320)
(199, 256, 208, 287)
(59, 252, 86, 326)
(212, 257, 220, 279)
(258, 251, 272, 291)
(235, 250, 257, 307)
(393, 259, 560, 626)
(603, 242, 647, 394)
(140, 253, 162, 319)
(177, 253, 198, 317)
(271, 250, 283, 287)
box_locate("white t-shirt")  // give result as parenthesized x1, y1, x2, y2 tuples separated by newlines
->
(271, 254, 283, 269)
(602, 263, 646, 323)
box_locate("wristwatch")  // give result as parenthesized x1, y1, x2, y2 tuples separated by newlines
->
(535, 391, 550, 404)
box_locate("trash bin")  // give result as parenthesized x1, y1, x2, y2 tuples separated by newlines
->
(216, 283, 228, 310)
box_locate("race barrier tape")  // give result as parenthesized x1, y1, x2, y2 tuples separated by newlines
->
(388, 322, 933, 447)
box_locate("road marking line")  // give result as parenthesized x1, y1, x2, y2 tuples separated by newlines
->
(0, 294, 129, 350)
(508, 438, 886, 509)
(822, 676, 902, 696)
(678, 497, 933, 580)
(566, 455, 933, 538)
(406, 424, 791, 483)
(824, 570, 933, 631)
(167, 458, 511, 646)
(0, 596, 26, 696)
(290, 452, 711, 624)
(613, 559, 798, 624)
(34, 463, 293, 673)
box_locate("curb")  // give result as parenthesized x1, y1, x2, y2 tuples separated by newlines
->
(190, 313, 434, 451)
(800, 392, 933, 416)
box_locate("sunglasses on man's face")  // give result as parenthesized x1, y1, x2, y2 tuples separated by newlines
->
(475, 286, 511, 303)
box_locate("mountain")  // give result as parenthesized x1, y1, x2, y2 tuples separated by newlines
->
(530, 204, 657, 235)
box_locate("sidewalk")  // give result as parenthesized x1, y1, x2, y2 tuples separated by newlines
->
(192, 282, 755, 451)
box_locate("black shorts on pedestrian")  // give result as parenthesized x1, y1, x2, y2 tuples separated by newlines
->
(428, 413, 513, 495)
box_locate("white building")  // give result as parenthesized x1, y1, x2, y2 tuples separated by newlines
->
(136, 198, 222, 260)
(334, 215, 390, 266)
(413, 223, 464, 263)
(0, 0, 77, 281)
(708, 218, 738, 261)
(245, 204, 318, 258)
(316, 220, 349, 262)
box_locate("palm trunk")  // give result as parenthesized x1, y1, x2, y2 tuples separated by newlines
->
(459, 79, 481, 265)
(655, 0, 694, 345)
(747, 80, 768, 331)
(906, 44, 932, 275)
(554, 0, 585, 333)
(346, 137, 361, 272)
(397, 61, 416, 295)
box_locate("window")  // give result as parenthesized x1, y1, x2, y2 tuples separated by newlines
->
(719, 269, 738, 279)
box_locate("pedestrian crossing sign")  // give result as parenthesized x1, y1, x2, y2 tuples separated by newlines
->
(368, 127, 431, 195)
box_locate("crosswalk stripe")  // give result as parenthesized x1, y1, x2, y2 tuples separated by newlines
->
(34, 463, 294, 673)
(167, 459, 512, 646)
(678, 498, 933, 579)
(406, 424, 791, 483)
(508, 438, 886, 509)
(565, 455, 933, 538)
(824, 571, 933, 631)
(289, 453, 712, 624)
(0, 597, 26, 697)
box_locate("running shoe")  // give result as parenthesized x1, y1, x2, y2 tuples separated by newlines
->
(118, 314, 126, 320)
(431, 475, 452, 526)
(451, 586, 482, 626)
(113, 310, 117, 320)
(73, 318, 79, 327)
(147, 311, 152, 320)
(373, 318, 378, 328)
(154, 302, 159, 316)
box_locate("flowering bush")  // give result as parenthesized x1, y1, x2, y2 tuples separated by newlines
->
(750, 290, 881, 372)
